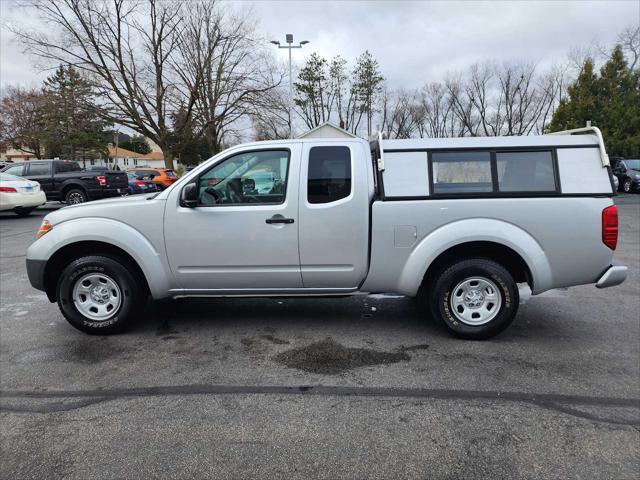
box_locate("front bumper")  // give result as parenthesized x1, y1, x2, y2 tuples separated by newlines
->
(596, 264, 628, 289)
(26, 258, 47, 292)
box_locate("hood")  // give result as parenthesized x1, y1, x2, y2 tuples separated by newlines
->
(45, 193, 163, 225)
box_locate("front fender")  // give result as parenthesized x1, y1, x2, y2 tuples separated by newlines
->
(397, 218, 553, 296)
(26, 217, 173, 299)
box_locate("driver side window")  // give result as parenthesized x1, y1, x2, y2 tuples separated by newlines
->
(198, 150, 290, 206)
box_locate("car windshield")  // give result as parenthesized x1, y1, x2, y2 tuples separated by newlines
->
(625, 159, 640, 171)
(164, 170, 177, 178)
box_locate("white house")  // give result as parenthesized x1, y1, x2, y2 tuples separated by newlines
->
(297, 121, 358, 139)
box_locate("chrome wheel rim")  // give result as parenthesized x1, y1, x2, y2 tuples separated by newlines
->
(623, 180, 631, 192)
(67, 192, 85, 204)
(450, 276, 502, 326)
(72, 273, 122, 321)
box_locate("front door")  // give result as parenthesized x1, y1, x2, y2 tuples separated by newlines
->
(164, 146, 302, 292)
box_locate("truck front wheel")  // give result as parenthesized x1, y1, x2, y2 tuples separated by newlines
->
(56, 255, 143, 334)
(429, 258, 519, 340)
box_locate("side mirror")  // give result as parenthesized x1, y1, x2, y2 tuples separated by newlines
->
(180, 182, 198, 208)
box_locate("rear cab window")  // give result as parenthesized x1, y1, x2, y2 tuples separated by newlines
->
(27, 163, 52, 176)
(307, 146, 352, 204)
(54, 161, 81, 173)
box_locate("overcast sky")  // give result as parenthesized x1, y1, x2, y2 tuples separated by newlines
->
(1, 0, 638, 90)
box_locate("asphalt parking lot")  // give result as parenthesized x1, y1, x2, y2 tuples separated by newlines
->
(1, 196, 639, 479)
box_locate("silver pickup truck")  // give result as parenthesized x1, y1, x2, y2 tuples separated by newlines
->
(26, 128, 627, 339)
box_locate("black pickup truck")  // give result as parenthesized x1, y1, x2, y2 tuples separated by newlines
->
(0, 160, 128, 204)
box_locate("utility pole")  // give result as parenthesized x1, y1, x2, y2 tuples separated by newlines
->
(271, 34, 309, 138)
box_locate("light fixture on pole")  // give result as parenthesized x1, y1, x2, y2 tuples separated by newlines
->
(270, 34, 309, 138)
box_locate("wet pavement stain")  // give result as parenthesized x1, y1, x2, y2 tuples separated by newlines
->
(401, 344, 430, 352)
(273, 338, 410, 374)
(261, 334, 290, 345)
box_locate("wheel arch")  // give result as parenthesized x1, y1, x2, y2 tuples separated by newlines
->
(43, 241, 149, 302)
(29, 217, 174, 301)
(397, 218, 553, 296)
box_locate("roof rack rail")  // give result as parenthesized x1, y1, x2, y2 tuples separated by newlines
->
(368, 131, 385, 171)
(547, 123, 610, 167)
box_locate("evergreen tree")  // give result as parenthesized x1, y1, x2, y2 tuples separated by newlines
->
(549, 59, 599, 132)
(40, 65, 109, 164)
(598, 46, 640, 157)
(549, 46, 640, 157)
(352, 51, 384, 137)
(120, 136, 152, 155)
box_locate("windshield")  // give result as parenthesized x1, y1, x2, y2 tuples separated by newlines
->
(0, 173, 22, 182)
(625, 159, 640, 171)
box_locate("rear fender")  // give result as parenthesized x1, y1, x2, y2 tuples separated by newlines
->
(398, 218, 553, 296)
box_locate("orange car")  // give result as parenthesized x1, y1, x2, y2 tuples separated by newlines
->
(128, 168, 178, 190)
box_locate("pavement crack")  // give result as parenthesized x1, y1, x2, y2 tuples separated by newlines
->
(1, 385, 638, 425)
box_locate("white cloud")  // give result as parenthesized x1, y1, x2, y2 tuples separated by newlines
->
(1, 0, 637, 89)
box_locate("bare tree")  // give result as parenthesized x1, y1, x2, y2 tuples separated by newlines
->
(15, 0, 212, 168)
(443, 62, 556, 136)
(618, 24, 640, 71)
(0, 86, 45, 158)
(184, 4, 282, 154)
(416, 83, 463, 138)
(251, 86, 291, 141)
(381, 88, 419, 139)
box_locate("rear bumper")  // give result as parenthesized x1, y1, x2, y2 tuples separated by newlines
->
(88, 187, 128, 199)
(596, 264, 627, 289)
(26, 258, 47, 292)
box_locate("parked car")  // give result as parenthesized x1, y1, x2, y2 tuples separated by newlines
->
(127, 168, 177, 190)
(1, 160, 128, 204)
(611, 157, 640, 193)
(26, 127, 627, 339)
(0, 172, 46, 216)
(0, 159, 15, 169)
(126, 171, 159, 195)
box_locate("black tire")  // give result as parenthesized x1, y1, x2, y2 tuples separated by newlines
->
(622, 178, 632, 193)
(428, 258, 519, 340)
(14, 207, 35, 216)
(56, 255, 143, 334)
(65, 188, 88, 205)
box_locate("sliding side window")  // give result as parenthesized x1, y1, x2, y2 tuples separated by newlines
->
(431, 151, 492, 194)
(496, 151, 556, 192)
(307, 146, 352, 204)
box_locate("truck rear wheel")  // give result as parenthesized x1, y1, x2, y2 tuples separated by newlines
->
(429, 258, 519, 340)
(56, 255, 143, 334)
(65, 188, 88, 204)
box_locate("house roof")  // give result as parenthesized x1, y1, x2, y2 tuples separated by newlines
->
(108, 145, 165, 160)
(297, 121, 358, 139)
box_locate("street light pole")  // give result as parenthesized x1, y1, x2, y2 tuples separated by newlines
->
(271, 34, 309, 138)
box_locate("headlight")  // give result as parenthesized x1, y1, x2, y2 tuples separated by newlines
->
(37, 219, 53, 238)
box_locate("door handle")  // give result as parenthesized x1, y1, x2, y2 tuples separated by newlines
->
(266, 216, 294, 224)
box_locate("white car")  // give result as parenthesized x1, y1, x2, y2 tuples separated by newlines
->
(0, 173, 46, 216)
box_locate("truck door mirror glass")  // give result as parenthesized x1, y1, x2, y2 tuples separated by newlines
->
(181, 182, 199, 208)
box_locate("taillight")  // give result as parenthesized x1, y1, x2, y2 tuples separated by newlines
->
(602, 205, 618, 250)
(134, 181, 145, 186)
(37, 219, 53, 238)
(97, 175, 107, 186)
(0, 186, 17, 192)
